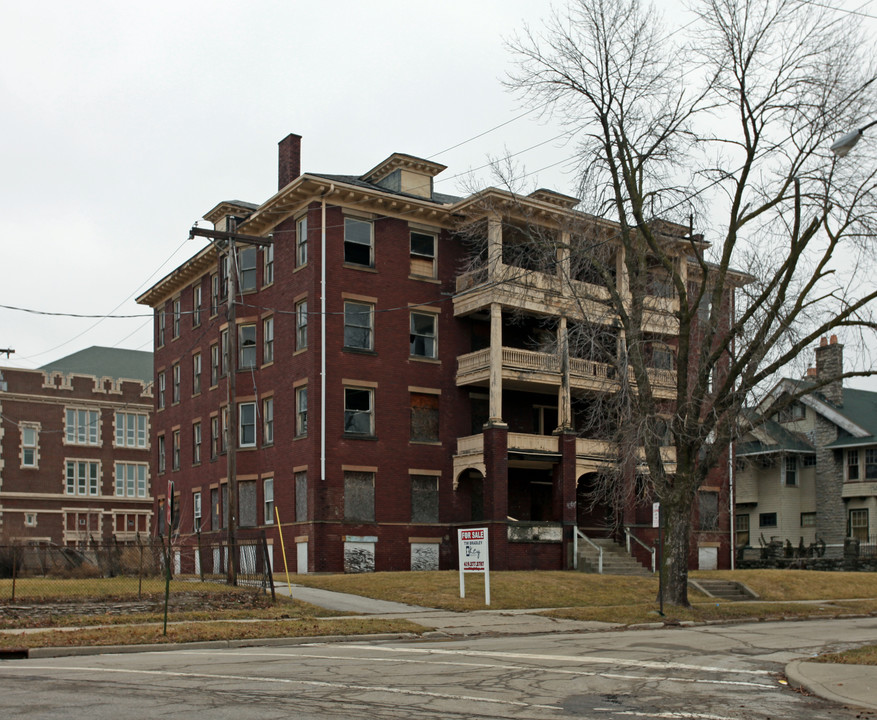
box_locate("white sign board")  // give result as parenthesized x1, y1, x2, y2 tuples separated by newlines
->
(652, 502, 661, 529)
(458, 527, 490, 605)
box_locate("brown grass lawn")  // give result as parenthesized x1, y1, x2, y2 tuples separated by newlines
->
(2, 569, 876, 653)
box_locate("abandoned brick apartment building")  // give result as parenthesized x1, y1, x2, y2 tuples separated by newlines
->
(136, 133, 732, 574)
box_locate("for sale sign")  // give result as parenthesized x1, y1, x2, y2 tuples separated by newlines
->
(458, 527, 490, 605)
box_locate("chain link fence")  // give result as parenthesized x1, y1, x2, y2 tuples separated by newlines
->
(0, 532, 276, 603)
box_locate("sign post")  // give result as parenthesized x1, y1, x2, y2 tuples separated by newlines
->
(458, 527, 490, 606)
(653, 502, 664, 617)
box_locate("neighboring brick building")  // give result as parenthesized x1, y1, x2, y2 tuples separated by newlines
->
(736, 336, 877, 556)
(136, 133, 733, 574)
(0, 347, 154, 545)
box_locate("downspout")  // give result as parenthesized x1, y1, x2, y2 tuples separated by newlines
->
(320, 183, 334, 482)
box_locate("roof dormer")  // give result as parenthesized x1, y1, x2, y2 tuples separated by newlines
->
(362, 153, 447, 200)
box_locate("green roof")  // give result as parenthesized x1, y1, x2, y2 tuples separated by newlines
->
(737, 417, 815, 457)
(825, 388, 877, 449)
(39, 347, 153, 384)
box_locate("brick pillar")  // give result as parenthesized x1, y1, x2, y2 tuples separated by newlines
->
(554, 430, 578, 569)
(482, 424, 509, 570)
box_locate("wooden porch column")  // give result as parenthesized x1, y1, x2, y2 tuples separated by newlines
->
(557, 316, 572, 431)
(487, 214, 502, 282)
(488, 302, 505, 426)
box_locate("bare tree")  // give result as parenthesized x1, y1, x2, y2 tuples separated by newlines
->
(504, 0, 877, 605)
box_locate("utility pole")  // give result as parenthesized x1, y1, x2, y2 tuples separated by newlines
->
(189, 222, 271, 586)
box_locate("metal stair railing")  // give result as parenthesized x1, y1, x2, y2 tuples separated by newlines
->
(624, 526, 656, 573)
(574, 527, 603, 573)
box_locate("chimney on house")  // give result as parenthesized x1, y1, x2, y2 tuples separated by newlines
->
(278, 133, 302, 190)
(814, 335, 844, 407)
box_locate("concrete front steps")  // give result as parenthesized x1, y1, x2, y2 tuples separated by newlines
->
(577, 536, 652, 576)
(688, 578, 758, 601)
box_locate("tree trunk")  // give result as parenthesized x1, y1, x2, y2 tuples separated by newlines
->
(661, 489, 692, 607)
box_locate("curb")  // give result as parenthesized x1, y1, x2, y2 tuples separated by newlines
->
(26, 632, 419, 659)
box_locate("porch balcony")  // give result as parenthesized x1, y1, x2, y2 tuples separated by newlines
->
(456, 347, 676, 397)
(454, 432, 676, 472)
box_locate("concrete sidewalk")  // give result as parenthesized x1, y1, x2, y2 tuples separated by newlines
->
(785, 660, 877, 712)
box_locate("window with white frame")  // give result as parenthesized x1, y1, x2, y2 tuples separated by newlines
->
(296, 215, 307, 266)
(157, 371, 166, 410)
(66, 460, 100, 496)
(849, 508, 869, 542)
(210, 344, 219, 386)
(21, 424, 39, 467)
(344, 301, 373, 350)
(866, 449, 877, 479)
(220, 329, 229, 376)
(172, 363, 181, 404)
(115, 462, 147, 498)
(296, 300, 308, 350)
(296, 386, 307, 437)
(157, 435, 166, 473)
(156, 308, 165, 347)
(239, 324, 257, 369)
(263, 316, 274, 364)
(239, 402, 257, 447)
(410, 311, 437, 359)
(172, 298, 181, 338)
(263, 244, 274, 285)
(784, 456, 797, 487)
(239, 247, 258, 292)
(263, 397, 274, 445)
(172, 430, 181, 470)
(192, 352, 202, 395)
(344, 387, 374, 436)
(193, 421, 202, 464)
(344, 217, 373, 267)
(211, 273, 220, 315)
(194, 491, 202, 525)
(264, 478, 274, 524)
(848, 449, 860, 480)
(410, 231, 436, 278)
(65, 408, 100, 446)
(115, 412, 147, 448)
(221, 407, 228, 453)
(210, 416, 219, 459)
(193, 283, 202, 327)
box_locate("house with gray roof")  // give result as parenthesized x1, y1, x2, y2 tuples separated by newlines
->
(735, 336, 876, 557)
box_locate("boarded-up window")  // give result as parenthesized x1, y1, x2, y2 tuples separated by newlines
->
(410, 392, 439, 443)
(411, 475, 439, 523)
(211, 487, 219, 530)
(699, 491, 718, 531)
(221, 484, 229, 528)
(239, 480, 257, 528)
(344, 471, 375, 522)
(295, 471, 308, 522)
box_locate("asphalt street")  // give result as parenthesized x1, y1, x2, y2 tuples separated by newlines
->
(1, 617, 875, 719)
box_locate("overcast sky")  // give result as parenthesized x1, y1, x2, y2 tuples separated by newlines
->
(1, 0, 874, 388)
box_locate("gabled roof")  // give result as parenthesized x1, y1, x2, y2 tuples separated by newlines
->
(736, 416, 815, 457)
(39, 347, 153, 384)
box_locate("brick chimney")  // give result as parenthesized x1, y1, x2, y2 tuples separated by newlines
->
(278, 133, 302, 190)
(814, 335, 844, 407)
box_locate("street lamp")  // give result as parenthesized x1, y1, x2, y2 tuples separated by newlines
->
(830, 119, 877, 157)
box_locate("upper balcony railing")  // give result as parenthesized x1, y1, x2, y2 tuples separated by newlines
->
(456, 346, 675, 396)
(455, 432, 675, 471)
